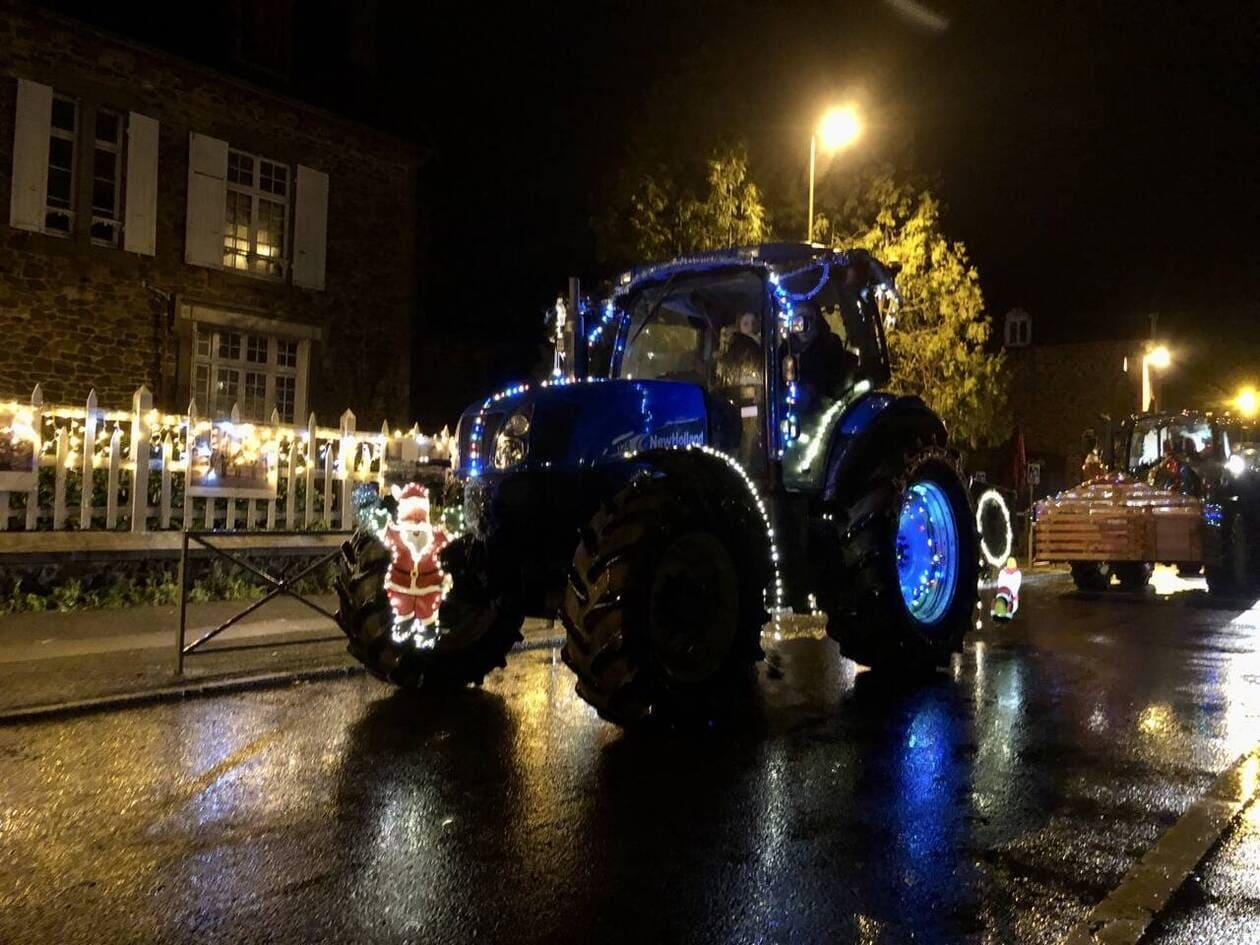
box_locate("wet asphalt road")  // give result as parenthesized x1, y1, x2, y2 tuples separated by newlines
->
(2, 568, 1259, 945)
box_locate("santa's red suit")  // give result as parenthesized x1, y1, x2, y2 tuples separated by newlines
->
(381, 484, 452, 627)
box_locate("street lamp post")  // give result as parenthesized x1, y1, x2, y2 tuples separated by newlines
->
(1141, 344, 1171, 412)
(807, 105, 861, 243)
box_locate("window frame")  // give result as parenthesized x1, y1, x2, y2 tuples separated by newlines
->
(224, 147, 291, 280)
(191, 323, 307, 423)
(44, 93, 79, 238)
(89, 107, 125, 247)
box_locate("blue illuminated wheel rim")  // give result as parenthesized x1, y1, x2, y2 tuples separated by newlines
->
(895, 480, 960, 626)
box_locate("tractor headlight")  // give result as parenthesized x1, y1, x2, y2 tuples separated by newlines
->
(493, 413, 530, 469)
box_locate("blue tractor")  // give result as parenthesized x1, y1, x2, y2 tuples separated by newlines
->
(336, 244, 980, 724)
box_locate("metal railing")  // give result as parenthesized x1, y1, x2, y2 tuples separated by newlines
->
(174, 529, 352, 674)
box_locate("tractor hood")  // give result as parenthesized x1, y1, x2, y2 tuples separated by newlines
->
(453, 378, 710, 479)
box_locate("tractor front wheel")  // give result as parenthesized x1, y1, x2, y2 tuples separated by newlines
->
(560, 451, 770, 726)
(335, 530, 523, 689)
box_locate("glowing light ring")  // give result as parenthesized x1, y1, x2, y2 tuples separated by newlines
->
(975, 488, 1013, 568)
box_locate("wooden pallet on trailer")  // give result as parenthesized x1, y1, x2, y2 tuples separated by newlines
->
(1033, 478, 1204, 564)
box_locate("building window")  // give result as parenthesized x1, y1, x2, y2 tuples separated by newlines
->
(1005, 310, 1032, 348)
(224, 149, 289, 278)
(193, 324, 305, 423)
(45, 95, 78, 236)
(90, 109, 124, 246)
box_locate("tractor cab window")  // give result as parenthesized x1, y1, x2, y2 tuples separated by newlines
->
(1128, 416, 1214, 478)
(619, 271, 768, 472)
(779, 261, 889, 418)
(621, 300, 710, 384)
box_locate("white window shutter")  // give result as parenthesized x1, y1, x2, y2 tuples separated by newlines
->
(123, 113, 159, 255)
(10, 78, 52, 232)
(184, 132, 227, 268)
(292, 165, 328, 290)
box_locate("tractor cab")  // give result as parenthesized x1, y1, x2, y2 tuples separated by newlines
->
(592, 245, 896, 483)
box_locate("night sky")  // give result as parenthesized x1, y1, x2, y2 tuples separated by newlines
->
(45, 0, 1260, 422)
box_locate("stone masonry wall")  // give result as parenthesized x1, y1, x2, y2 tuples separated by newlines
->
(0, 2, 419, 426)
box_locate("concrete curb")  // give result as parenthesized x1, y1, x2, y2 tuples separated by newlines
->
(0, 634, 567, 726)
(1060, 744, 1260, 944)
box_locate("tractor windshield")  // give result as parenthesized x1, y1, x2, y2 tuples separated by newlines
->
(1127, 415, 1215, 478)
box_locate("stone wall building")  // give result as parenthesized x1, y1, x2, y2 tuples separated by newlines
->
(0, 1, 421, 426)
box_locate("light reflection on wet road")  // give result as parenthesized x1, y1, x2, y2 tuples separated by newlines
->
(2, 568, 1259, 944)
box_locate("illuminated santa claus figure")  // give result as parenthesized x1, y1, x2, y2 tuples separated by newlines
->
(381, 482, 452, 643)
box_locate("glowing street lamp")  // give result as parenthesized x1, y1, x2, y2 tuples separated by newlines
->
(807, 105, 862, 243)
(1234, 387, 1258, 418)
(1141, 344, 1171, 412)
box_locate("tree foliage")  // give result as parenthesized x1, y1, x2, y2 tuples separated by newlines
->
(815, 172, 1010, 448)
(611, 148, 768, 263)
(602, 153, 1009, 448)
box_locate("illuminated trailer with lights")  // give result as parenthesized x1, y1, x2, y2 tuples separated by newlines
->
(334, 243, 984, 727)
(1032, 410, 1260, 595)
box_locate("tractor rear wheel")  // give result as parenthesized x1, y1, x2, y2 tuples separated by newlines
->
(824, 445, 979, 672)
(1113, 561, 1153, 590)
(560, 451, 770, 726)
(335, 529, 523, 689)
(1070, 561, 1112, 591)
(1206, 513, 1258, 598)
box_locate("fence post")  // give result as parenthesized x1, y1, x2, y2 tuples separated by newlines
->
(130, 385, 152, 532)
(285, 437, 298, 528)
(225, 403, 239, 530)
(339, 409, 355, 530)
(322, 432, 334, 526)
(304, 412, 317, 528)
(80, 388, 97, 529)
(24, 384, 42, 530)
(159, 433, 173, 529)
(265, 407, 279, 530)
(378, 420, 390, 492)
(52, 426, 68, 529)
(183, 399, 196, 531)
(105, 426, 121, 529)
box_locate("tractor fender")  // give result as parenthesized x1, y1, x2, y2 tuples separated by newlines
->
(821, 393, 948, 503)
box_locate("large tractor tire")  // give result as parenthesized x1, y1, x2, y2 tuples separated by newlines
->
(1206, 513, 1259, 598)
(335, 529, 524, 689)
(1113, 561, 1153, 590)
(824, 445, 979, 671)
(1070, 561, 1112, 591)
(560, 451, 771, 726)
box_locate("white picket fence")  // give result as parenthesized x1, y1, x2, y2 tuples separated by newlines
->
(0, 384, 451, 535)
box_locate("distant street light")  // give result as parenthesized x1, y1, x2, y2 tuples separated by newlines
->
(1141, 345, 1171, 412)
(1234, 387, 1258, 418)
(807, 105, 862, 243)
